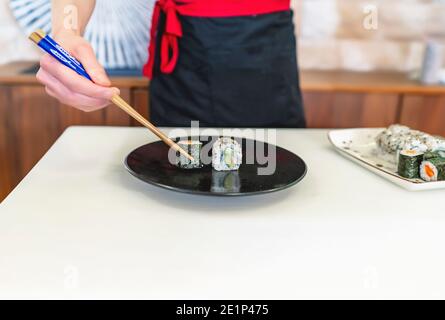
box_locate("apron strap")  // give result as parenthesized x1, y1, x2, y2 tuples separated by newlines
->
(143, 0, 183, 79)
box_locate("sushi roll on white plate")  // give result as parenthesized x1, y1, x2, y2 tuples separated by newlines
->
(397, 149, 424, 179)
(376, 124, 444, 155)
(420, 158, 445, 182)
(212, 137, 242, 171)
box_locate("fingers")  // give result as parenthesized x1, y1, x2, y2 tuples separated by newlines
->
(72, 44, 111, 86)
(40, 54, 119, 101)
(38, 68, 111, 112)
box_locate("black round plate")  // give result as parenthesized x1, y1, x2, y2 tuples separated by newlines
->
(125, 136, 307, 196)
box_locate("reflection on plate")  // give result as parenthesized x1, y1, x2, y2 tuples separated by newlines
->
(211, 171, 241, 194)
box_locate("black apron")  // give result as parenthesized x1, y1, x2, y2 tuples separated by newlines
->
(149, 10, 306, 128)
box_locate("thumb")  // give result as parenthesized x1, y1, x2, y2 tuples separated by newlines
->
(73, 44, 111, 86)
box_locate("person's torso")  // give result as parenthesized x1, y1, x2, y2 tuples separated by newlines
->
(146, 0, 306, 128)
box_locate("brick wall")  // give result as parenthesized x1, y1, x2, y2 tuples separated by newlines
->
(294, 0, 445, 71)
(1, 0, 444, 72)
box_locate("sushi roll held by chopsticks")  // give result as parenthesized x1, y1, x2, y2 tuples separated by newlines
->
(176, 140, 203, 169)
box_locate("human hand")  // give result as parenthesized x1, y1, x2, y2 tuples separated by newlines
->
(36, 32, 120, 112)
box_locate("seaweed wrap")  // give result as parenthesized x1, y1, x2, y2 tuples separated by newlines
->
(424, 150, 445, 161)
(212, 137, 242, 171)
(176, 140, 203, 169)
(397, 150, 424, 179)
(420, 158, 445, 182)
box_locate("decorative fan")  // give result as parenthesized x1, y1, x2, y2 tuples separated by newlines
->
(9, 0, 154, 69)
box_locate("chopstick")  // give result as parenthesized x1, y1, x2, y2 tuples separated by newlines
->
(110, 95, 194, 160)
(28, 30, 194, 162)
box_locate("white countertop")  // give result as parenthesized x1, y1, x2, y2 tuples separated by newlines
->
(0, 126, 444, 299)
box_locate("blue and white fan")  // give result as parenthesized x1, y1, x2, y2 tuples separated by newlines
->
(9, 0, 154, 70)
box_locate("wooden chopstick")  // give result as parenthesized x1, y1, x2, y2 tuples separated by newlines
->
(28, 29, 194, 162)
(111, 95, 194, 161)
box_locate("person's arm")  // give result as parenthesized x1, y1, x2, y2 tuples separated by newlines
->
(52, 0, 96, 37)
(36, 0, 119, 112)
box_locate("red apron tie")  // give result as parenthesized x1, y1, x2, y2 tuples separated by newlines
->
(143, 0, 291, 79)
(143, 0, 183, 79)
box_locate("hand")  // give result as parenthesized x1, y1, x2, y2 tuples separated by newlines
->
(36, 32, 120, 112)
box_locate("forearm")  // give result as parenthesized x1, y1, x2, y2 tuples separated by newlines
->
(52, 0, 96, 37)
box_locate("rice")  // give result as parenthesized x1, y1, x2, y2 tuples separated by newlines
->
(176, 140, 203, 169)
(376, 124, 445, 155)
(212, 137, 242, 171)
(420, 158, 445, 182)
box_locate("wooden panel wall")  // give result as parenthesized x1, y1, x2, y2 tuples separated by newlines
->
(0, 86, 17, 201)
(399, 95, 445, 137)
(0, 85, 132, 202)
(303, 92, 400, 128)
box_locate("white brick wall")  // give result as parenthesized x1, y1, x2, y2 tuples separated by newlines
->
(295, 0, 445, 71)
(0, 0, 444, 71)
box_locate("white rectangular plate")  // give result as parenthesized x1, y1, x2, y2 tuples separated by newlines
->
(328, 128, 445, 191)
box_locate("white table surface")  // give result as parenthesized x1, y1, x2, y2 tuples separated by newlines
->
(0, 126, 444, 300)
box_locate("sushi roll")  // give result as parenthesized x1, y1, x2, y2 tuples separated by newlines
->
(376, 125, 411, 154)
(212, 137, 242, 171)
(397, 150, 424, 179)
(420, 158, 445, 182)
(176, 140, 202, 169)
(376, 124, 443, 155)
(424, 150, 445, 161)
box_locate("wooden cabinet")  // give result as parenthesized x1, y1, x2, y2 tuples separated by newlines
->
(1, 85, 60, 200)
(300, 70, 445, 132)
(303, 92, 400, 128)
(399, 95, 445, 137)
(0, 85, 139, 201)
(0, 63, 150, 201)
(1, 63, 445, 201)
